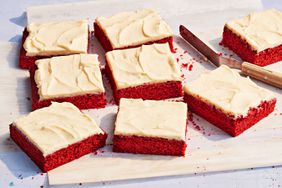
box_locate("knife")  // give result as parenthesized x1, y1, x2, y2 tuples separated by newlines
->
(179, 25, 282, 89)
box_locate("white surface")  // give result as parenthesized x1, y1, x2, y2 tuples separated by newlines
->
(0, 0, 282, 188)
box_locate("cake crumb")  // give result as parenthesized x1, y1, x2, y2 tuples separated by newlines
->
(188, 64, 193, 71)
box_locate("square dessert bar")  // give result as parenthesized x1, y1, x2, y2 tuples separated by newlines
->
(20, 20, 90, 69)
(105, 43, 183, 103)
(9, 102, 107, 172)
(221, 9, 282, 66)
(30, 54, 106, 110)
(113, 98, 188, 156)
(94, 9, 174, 52)
(184, 65, 276, 136)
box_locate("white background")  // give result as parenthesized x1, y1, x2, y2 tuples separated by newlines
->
(0, 0, 282, 188)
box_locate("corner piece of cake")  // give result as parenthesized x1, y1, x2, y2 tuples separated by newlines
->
(20, 20, 89, 69)
(9, 102, 107, 172)
(30, 54, 106, 110)
(105, 43, 183, 103)
(221, 9, 282, 66)
(184, 65, 276, 136)
(94, 9, 174, 52)
(113, 98, 188, 156)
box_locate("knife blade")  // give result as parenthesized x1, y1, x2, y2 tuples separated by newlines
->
(179, 25, 282, 88)
(179, 25, 242, 69)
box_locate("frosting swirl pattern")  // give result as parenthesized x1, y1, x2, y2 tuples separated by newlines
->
(226, 9, 282, 52)
(106, 43, 182, 89)
(96, 9, 173, 48)
(115, 99, 187, 141)
(14, 102, 104, 156)
(24, 20, 88, 56)
(35, 54, 105, 100)
(184, 65, 275, 117)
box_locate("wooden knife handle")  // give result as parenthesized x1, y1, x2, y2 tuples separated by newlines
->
(241, 62, 282, 89)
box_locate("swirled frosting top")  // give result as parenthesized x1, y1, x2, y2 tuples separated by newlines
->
(106, 43, 182, 89)
(35, 54, 105, 100)
(96, 9, 173, 48)
(24, 20, 88, 56)
(225, 9, 282, 52)
(184, 65, 275, 117)
(13, 102, 104, 156)
(115, 98, 187, 141)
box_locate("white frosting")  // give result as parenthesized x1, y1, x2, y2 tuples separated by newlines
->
(106, 43, 182, 89)
(96, 9, 173, 49)
(115, 98, 187, 141)
(24, 20, 88, 56)
(184, 65, 275, 117)
(35, 54, 105, 100)
(226, 9, 282, 52)
(13, 102, 104, 156)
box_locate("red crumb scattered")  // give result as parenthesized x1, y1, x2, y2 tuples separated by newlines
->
(180, 54, 183, 58)
(176, 58, 180, 62)
(174, 48, 178, 52)
(219, 42, 223, 46)
(93, 151, 98, 155)
(194, 125, 201, 131)
(218, 52, 222, 56)
(188, 64, 193, 71)
(184, 50, 188, 54)
(181, 63, 188, 68)
(189, 112, 199, 129)
(40, 173, 44, 176)
(181, 74, 185, 78)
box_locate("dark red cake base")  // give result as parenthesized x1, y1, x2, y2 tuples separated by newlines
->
(19, 28, 90, 69)
(10, 124, 107, 172)
(221, 26, 282, 66)
(113, 135, 187, 156)
(30, 66, 106, 110)
(105, 63, 183, 104)
(94, 22, 174, 52)
(184, 93, 276, 136)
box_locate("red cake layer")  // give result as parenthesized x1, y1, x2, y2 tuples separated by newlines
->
(30, 66, 106, 110)
(10, 124, 107, 172)
(113, 135, 187, 156)
(19, 28, 90, 69)
(184, 93, 276, 136)
(105, 63, 183, 104)
(221, 26, 282, 66)
(94, 22, 174, 52)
